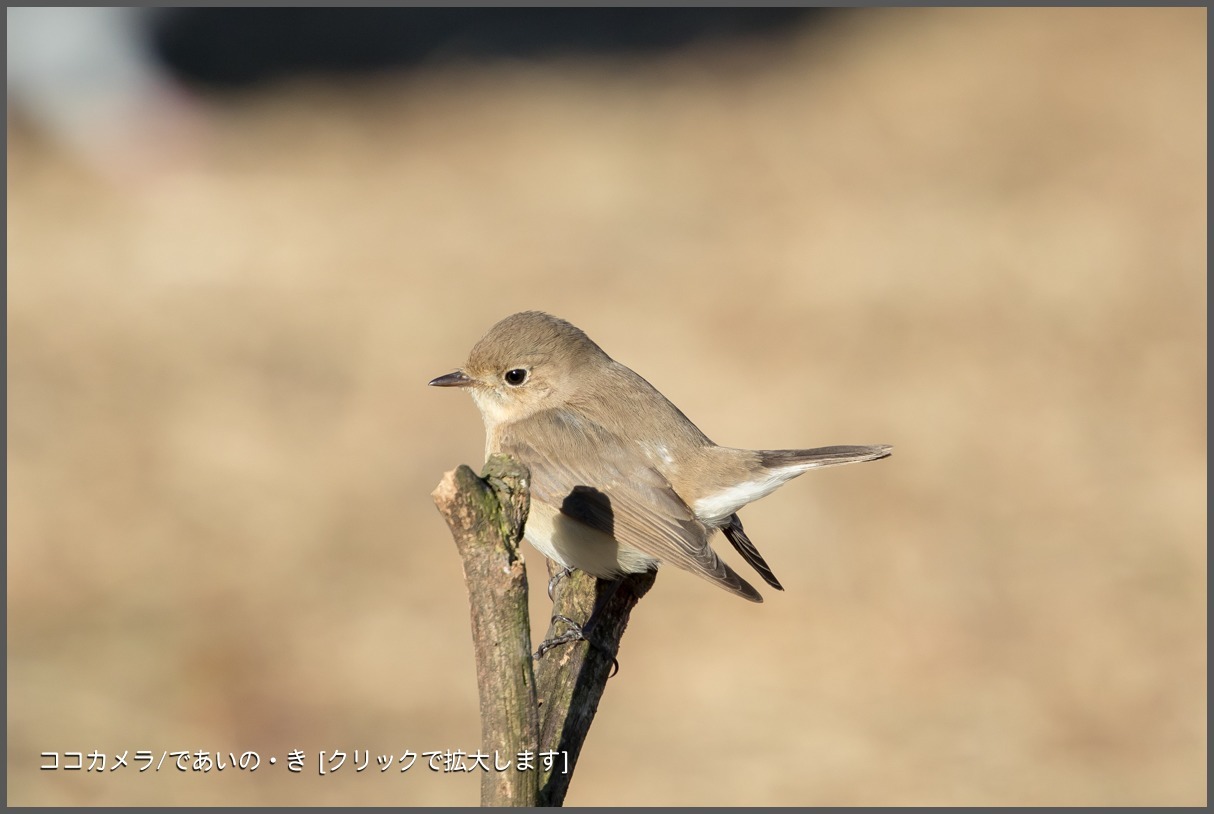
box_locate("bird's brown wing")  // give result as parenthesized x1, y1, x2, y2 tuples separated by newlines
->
(498, 408, 763, 602)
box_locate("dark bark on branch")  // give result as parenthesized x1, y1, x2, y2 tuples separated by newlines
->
(534, 565, 655, 806)
(432, 453, 653, 807)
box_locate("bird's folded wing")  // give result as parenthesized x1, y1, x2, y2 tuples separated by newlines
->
(498, 409, 763, 602)
(722, 514, 783, 591)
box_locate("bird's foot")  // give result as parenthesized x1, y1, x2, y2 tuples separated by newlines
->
(534, 614, 619, 677)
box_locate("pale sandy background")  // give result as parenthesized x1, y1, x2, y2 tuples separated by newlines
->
(7, 7, 1206, 806)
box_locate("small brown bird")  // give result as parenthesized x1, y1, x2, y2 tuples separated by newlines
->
(430, 311, 891, 602)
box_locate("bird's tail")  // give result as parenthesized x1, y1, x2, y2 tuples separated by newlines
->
(759, 444, 892, 471)
(692, 444, 892, 525)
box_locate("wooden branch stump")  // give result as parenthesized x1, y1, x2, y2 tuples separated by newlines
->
(433, 453, 654, 807)
(432, 455, 538, 807)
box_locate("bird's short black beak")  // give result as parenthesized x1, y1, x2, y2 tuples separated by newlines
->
(429, 371, 473, 388)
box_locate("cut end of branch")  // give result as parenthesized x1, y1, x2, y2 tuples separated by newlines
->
(431, 468, 460, 506)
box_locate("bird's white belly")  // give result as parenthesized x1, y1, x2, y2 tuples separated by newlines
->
(524, 501, 658, 578)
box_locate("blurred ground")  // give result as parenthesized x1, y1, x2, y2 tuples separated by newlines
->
(6, 7, 1206, 807)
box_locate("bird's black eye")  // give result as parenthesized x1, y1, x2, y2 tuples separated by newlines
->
(504, 368, 528, 386)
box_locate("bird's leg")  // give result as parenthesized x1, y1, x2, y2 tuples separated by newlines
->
(535, 577, 623, 675)
(547, 565, 573, 601)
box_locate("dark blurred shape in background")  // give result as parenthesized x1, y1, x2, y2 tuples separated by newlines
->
(149, 8, 822, 88)
(7, 7, 822, 178)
